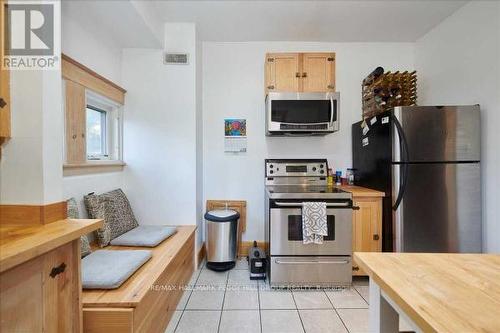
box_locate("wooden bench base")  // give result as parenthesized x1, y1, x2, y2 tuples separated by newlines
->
(83, 226, 196, 333)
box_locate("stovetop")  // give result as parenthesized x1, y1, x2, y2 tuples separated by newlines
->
(265, 185, 352, 199)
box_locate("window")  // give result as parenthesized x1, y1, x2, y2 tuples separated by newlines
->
(86, 106, 107, 159)
(62, 54, 126, 168)
(85, 91, 122, 161)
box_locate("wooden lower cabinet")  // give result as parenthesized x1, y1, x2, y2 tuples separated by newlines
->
(0, 241, 81, 332)
(352, 197, 382, 275)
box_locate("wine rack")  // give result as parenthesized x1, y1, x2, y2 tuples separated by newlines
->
(362, 67, 417, 119)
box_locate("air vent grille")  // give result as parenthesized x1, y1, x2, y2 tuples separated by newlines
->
(164, 53, 189, 65)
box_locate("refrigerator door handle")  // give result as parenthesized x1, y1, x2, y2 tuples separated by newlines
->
(392, 114, 410, 210)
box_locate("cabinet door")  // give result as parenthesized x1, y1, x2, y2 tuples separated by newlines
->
(0, 256, 44, 332)
(0, 241, 80, 332)
(43, 241, 80, 333)
(265, 53, 301, 93)
(352, 197, 382, 275)
(301, 53, 335, 92)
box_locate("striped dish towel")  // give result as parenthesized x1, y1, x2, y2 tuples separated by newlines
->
(302, 202, 328, 244)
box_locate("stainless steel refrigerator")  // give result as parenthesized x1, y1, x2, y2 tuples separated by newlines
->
(352, 105, 482, 253)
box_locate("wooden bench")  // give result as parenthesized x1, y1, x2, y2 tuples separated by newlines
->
(82, 225, 196, 333)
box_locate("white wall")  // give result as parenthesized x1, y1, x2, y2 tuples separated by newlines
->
(1, 4, 63, 205)
(61, 4, 122, 84)
(202, 42, 415, 242)
(415, 1, 500, 253)
(61, 6, 124, 212)
(121, 25, 199, 232)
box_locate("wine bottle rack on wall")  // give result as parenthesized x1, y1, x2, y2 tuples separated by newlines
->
(362, 68, 417, 119)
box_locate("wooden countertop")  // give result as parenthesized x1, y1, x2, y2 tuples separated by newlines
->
(354, 252, 500, 333)
(336, 185, 385, 197)
(0, 219, 103, 273)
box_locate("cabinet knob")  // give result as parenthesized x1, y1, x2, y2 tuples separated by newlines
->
(301, 72, 307, 78)
(352, 266, 360, 271)
(72, 134, 77, 139)
(49, 262, 66, 278)
(295, 72, 300, 78)
(267, 85, 275, 90)
(327, 84, 335, 89)
(0, 98, 6, 109)
(373, 234, 380, 241)
(81, 133, 85, 138)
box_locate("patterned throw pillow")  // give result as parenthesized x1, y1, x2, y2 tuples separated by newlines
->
(67, 197, 92, 257)
(84, 189, 139, 247)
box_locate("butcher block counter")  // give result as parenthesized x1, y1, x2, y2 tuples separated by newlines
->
(0, 219, 102, 332)
(355, 252, 500, 333)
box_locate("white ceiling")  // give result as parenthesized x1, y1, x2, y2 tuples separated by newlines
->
(150, 0, 467, 42)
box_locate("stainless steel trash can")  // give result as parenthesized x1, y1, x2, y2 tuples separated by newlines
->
(205, 209, 240, 271)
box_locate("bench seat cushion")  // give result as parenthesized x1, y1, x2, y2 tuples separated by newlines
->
(82, 250, 152, 289)
(110, 226, 177, 247)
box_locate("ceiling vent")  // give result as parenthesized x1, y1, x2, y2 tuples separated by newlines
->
(163, 53, 189, 65)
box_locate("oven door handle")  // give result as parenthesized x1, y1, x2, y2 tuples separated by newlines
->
(274, 201, 351, 208)
(275, 259, 350, 265)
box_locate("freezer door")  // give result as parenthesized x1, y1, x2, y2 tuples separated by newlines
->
(393, 106, 480, 162)
(392, 163, 482, 253)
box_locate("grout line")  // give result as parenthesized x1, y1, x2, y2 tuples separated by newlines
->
(352, 285, 369, 305)
(290, 290, 306, 333)
(216, 270, 230, 332)
(324, 288, 351, 333)
(258, 276, 263, 333)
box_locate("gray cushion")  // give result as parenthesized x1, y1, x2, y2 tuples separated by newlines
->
(110, 226, 177, 247)
(82, 250, 152, 289)
(67, 197, 92, 257)
(84, 189, 139, 247)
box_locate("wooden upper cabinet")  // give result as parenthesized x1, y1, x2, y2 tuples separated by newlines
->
(302, 53, 335, 92)
(265, 52, 335, 94)
(265, 53, 300, 93)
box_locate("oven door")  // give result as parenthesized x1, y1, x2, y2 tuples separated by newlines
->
(269, 200, 352, 256)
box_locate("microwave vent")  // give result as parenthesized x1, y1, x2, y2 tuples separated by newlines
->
(164, 53, 189, 65)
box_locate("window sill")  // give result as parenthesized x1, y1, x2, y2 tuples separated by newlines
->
(63, 161, 126, 176)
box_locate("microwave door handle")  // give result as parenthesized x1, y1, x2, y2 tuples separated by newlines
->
(330, 96, 337, 123)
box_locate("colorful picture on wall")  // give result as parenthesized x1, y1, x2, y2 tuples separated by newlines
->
(225, 119, 247, 137)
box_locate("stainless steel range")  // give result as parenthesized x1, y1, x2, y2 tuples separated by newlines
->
(265, 159, 355, 287)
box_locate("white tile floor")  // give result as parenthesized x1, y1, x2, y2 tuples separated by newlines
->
(166, 258, 413, 333)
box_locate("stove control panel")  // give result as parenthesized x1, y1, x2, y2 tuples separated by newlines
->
(265, 159, 328, 178)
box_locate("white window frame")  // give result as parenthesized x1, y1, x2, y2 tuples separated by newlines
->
(85, 90, 123, 162)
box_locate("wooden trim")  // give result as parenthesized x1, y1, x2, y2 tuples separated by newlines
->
(62, 54, 126, 105)
(0, 0, 10, 143)
(65, 79, 86, 164)
(0, 201, 68, 226)
(197, 241, 206, 268)
(63, 161, 126, 176)
(206, 200, 247, 257)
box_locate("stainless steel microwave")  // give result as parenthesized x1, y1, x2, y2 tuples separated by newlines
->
(266, 92, 340, 136)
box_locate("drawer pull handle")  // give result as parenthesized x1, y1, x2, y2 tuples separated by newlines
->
(50, 262, 66, 278)
(275, 259, 349, 265)
(373, 234, 380, 241)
